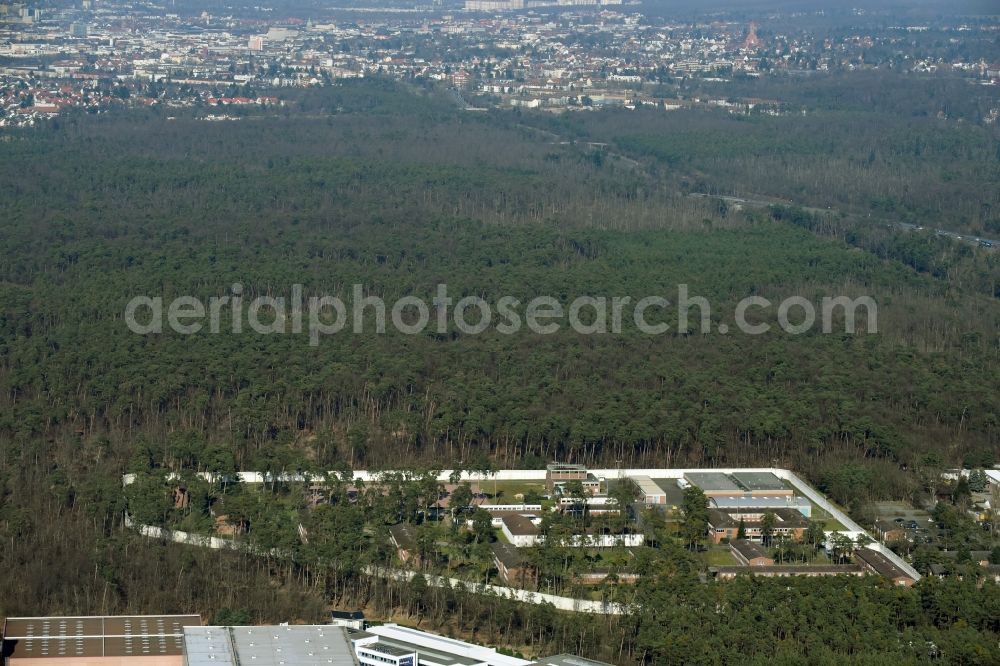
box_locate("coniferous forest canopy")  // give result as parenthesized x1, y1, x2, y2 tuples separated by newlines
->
(1, 76, 999, 663)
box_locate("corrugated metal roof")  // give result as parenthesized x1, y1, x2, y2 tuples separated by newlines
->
(683, 472, 742, 492)
(368, 624, 529, 666)
(182, 626, 238, 665)
(531, 654, 615, 666)
(184, 625, 359, 666)
(709, 495, 811, 514)
(731, 472, 788, 491)
(630, 475, 665, 496)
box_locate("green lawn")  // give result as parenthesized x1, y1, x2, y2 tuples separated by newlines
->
(810, 506, 847, 531)
(483, 480, 547, 501)
(704, 547, 738, 566)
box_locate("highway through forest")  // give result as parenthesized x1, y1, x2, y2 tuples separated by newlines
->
(443, 87, 997, 248)
(688, 192, 998, 248)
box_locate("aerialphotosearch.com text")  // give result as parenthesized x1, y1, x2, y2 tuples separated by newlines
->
(124, 283, 878, 345)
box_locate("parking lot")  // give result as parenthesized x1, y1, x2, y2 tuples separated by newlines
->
(875, 501, 941, 545)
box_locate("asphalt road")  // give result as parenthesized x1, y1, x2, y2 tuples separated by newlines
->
(689, 192, 998, 248)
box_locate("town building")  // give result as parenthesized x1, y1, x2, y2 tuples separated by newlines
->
(730, 539, 774, 566)
(853, 548, 917, 587)
(2, 617, 605, 666)
(683, 472, 744, 496)
(729, 472, 793, 496)
(349, 623, 529, 666)
(545, 464, 601, 495)
(556, 495, 620, 514)
(710, 564, 863, 580)
(501, 513, 542, 547)
(492, 541, 535, 587)
(545, 463, 588, 491)
(390, 523, 421, 565)
(572, 570, 640, 585)
(874, 519, 906, 543)
(709, 495, 811, 517)
(707, 507, 808, 544)
(631, 475, 667, 506)
(530, 656, 614, 666)
(354, 640, 417, 666)
(330, 610, 367, 630)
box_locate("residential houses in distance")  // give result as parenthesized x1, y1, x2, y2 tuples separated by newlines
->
(865, 468, 1000, 582)
(2, 2, 998, 128)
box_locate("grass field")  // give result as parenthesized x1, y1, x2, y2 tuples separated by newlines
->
(704, 546, 738, 566)
(482, 480, 547, 501)
(798, 500, 847, 531)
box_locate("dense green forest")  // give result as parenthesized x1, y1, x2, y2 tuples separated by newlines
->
(530, 94, 1000, 236)
(1, 79, 999, 662)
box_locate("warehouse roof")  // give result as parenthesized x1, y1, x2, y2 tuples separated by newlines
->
(182, 625, 237, 665)
(631, 475, 665, 496)
(683, 472, 742, 492)
(184, 625, 359, 666)
(709, 495, 810, 512)
(531, 655, 615, 666)
(366, 624, 529, 666)
(730, 472, 787, 492)
(2, 615, 199, 660)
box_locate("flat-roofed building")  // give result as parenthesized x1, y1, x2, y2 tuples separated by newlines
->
(730, 472, 793, 496)
(2, 615, 200, 666)
(183, 625, 359, 666)
(330, 611, 366, 630)
(710, 564, 863, 580)
(355, 641, 418, 666)
(709, 495, 811, 517)
(631, 476, 666, 506)
(545, 463, 588, 492)
(181, 626, 235, 666)
(683, 472, 742, 496)
(530, 656, 614, 666)
(357, 623, 529, 666)
(571, 570, 640, 586)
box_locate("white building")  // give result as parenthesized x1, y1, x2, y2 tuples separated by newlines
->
(351, 623, 529, 666)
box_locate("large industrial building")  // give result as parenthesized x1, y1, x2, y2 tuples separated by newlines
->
(729, 472, 793, 496)
(3, 618, 607, 666)
(183, 625, 360, 666)
(1, 615, 201, 666)
(683, 472, 744, 496)
(708, 495, 812, 517)
(634, 471, 806, 515)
